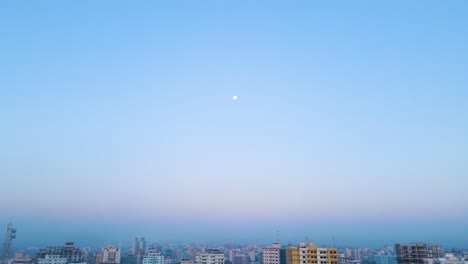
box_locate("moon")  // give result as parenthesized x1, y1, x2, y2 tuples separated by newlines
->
(233, 95, 238, 101)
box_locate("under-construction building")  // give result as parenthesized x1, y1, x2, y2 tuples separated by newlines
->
(395, 244, 444, 264)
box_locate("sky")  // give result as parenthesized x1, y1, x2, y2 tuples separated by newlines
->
(1, 0, 468, 249)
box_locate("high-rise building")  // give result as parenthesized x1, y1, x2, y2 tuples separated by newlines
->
(352, 250, 360, 261)
(374, 255, 397, 264)
(195, 249, 224, 264)
(344, 250, 352, 260)
(395, 244, 444, 264)
(102, 246, 121, 264)
(133, 237, 147, 255)
(263, 244, 281, 264)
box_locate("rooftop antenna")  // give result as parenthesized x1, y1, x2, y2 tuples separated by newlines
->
(333, 234, 336, 248)
(276, 230, 280, 244)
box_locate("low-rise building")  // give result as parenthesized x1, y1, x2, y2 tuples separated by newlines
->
(195, 249, 224, 264)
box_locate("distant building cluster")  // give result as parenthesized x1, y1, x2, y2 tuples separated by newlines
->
(1, 231, 467, 264)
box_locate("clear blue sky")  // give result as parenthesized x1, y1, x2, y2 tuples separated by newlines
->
(1, 0, 467, 248)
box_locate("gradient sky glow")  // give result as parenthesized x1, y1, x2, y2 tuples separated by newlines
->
(1, 0, 468, 248)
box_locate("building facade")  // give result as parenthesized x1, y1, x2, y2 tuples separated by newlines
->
(395, 244, 444, 264)
(233, 255, 249, 264)
(284, 243, 339, 264)
(265, 243, 338, 264)
(37, 255, 68, 264)
(195, 250, 224, 264)
(101, 247, 121, 264)
(142, 250, 163, 264)
(142, 254, 163, 264)
(374, 255, 398, 264)
(352, 251, 360, 262)
(35, 242, 86, 264)
(133, 237, 147, 255)
(263, 244, 281, 264)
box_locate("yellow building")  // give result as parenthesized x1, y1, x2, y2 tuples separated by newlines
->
(286, 243, 337, 264)
(286, 247, 300, 264)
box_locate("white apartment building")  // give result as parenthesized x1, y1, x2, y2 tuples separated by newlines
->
(143, 255, 164, 264)
(102, 246, 121, 264)
(263, 243, 281, 264)
(38, 255, 68, 264)
(195, 249, 225, 264)
(143, 250, 164, 264)
(317, 248, 329, 264)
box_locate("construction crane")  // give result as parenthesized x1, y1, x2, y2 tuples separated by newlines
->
(0, 223, 16, 262)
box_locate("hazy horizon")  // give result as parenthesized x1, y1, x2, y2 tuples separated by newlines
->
(1, 0, 467, 251)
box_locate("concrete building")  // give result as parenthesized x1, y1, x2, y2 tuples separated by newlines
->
(15, 252, 25, 260)
(319, 247, 336, 264)
(233, 255, 249, 264)
(37, 255, 68, 264)
(427, 260, 465, 264)
(35, 242, 86, 264)
(229, 251, 241, 263)
(249, 252, 256, 262)
(385, 247, 395, 255)
(352, 251, 360, 261)
(425, 254, 466, 264)
(286, 247, 299, 264)
(142, 250, 163, 264)
(395, 244, 444, 264)
(263, 244, 281, 264)
(13, 251, 32, 264)
(102, 246, 121, 264)
(338, 255, 351, 264)
(283, 243, 338, 264)
(195, 249, 224, 264)
(374, 255, 398, 264)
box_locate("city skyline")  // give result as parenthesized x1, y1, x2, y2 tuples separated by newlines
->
(1, 0, 467, 249)
(7, 238, 468, 264)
